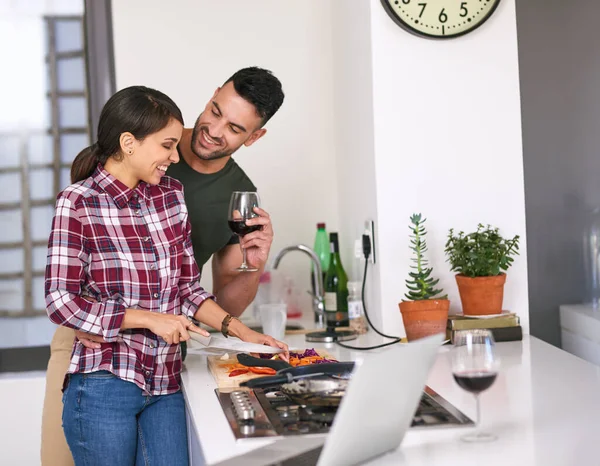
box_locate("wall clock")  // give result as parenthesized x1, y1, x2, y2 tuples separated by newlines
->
(380, 0, 501, 39)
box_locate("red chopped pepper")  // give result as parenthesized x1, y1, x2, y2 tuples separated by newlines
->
(247, 367, 277, 375)
(228, 369, 250, 377)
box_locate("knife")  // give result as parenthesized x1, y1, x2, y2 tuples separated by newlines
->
(187, 332, 285, 355)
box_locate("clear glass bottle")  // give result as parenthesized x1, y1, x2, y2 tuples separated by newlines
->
(348, 281, 368, 334)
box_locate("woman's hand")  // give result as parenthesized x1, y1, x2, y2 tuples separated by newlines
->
(147, 314, 210, 345)
(238, 327, 289, 361)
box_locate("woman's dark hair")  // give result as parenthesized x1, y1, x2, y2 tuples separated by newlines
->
(71, 86, 184, 183)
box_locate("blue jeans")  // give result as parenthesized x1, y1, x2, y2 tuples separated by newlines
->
(62, 371, 189, 466)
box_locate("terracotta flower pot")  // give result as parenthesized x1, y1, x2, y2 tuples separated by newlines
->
(455, 273, 506, 316)
(399, 299, 450, 342)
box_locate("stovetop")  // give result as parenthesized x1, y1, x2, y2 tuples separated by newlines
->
(216, 385, 473, 440)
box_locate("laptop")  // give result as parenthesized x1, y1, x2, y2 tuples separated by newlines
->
(214, 333, 443, 466)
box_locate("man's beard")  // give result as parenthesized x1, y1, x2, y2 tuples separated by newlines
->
(190, 123, 233, 161)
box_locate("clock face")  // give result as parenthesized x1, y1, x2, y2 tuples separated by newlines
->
(381, 0, 501, 39)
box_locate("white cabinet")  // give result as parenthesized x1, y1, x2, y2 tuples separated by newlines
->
(559, 304, 600, 366)
(185, 397, 206, 466)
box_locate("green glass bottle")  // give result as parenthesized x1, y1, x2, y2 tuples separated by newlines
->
(324, 232, 349, 327)
(312, 223, 330, 322)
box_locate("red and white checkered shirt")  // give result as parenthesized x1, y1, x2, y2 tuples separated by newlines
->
(45, 165, 214, 395)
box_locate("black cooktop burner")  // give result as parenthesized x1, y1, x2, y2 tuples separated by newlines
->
(276, 405, 300, 422)
(265, 389, 287, 400)
(283, 421, 326, 434)
(216, 385, 473, 440)
(299, 405, 337, 424)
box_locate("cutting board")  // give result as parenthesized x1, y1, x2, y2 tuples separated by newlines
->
(208, 349, 334, 389)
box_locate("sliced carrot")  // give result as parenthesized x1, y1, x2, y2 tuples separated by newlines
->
(247, 367, 277, 375)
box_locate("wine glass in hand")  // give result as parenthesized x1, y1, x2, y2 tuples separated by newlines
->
(451, 329, 500, 442)
(228, 191, 261, 272)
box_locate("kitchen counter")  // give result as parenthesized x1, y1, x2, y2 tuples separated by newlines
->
(181, 328, 600, 465)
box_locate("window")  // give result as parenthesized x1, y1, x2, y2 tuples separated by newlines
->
(0, 0, 114, 372)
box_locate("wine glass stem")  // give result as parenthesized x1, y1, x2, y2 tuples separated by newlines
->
(241, 243, 248, 268)
(475, 394, 481, 427)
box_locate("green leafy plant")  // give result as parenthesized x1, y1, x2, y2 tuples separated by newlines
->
(445, 224, 520, 278)
(404, 214, 445, 301)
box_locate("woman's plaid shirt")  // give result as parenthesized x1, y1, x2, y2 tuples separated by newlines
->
(45, 165, 214, 394)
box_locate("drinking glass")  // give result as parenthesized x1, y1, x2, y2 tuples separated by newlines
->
(228, 191, 261, 272)
(451, 329, 499, 442)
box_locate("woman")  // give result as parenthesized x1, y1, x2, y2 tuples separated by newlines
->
(45, 85, 287, 465)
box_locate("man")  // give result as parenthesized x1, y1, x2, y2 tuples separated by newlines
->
(41, 67, 285, 465)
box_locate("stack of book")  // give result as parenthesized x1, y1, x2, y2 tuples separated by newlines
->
(446, 312, 522, 343)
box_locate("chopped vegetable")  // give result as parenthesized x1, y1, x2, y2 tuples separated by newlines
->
(254, 348, 339, 367)
(225, 362, 276, 377)
(247, 367, 277, 375)
(289, 348, 322, 359)
(220, 353, 230, 361)
(237, 349, 337, 374)
(225, 363, 249, 372)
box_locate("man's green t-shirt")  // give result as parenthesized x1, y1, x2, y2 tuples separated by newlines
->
(168, 154, 256, 272)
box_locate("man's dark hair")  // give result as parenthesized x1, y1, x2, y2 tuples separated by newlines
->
(224, 67, 284, 126)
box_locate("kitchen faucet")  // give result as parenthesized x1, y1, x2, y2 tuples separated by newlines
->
(271, 244, 325, 327)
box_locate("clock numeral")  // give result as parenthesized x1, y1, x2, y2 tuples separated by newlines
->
(438, 8, 448, 23)
(418, 3, 427, 17)
(460, 2, 468, 17)
(402, 0, 410, 4)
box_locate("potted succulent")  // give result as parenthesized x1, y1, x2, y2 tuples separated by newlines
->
(399, 214, 449, 341)
(445, 224, 520, 316)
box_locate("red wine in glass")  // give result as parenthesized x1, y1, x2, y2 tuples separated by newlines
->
(453, 371, 498, 394)
(228, 191, 261, 272)
(451, 329, 500, 442)
(228, 220, 261, 237)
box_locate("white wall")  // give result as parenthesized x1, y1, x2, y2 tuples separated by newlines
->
(330, 2, 383, 328)
(112, 0, 529, 335)
(112, 0, 340, 312)
(367, 0, 529, 334)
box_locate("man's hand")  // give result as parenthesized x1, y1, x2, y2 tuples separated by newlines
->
(241, 207, 273, 269)
(211, 207, 274, 316)
(75, 330, 106, 349)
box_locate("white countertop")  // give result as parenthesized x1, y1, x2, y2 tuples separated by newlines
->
(181, 327, 600, 465)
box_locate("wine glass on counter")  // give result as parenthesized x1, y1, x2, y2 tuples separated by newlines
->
(451, 329, 499, 442)
(228, 191, 261, 272)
